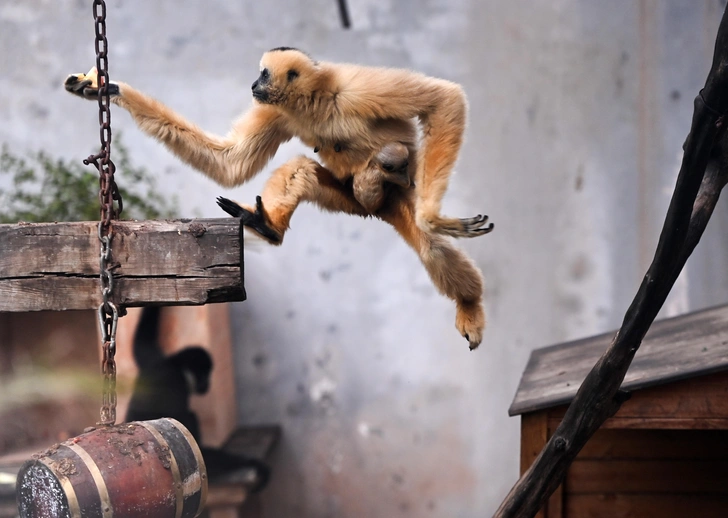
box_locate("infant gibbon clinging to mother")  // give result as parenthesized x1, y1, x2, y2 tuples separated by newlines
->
(65, 47, 493, 349)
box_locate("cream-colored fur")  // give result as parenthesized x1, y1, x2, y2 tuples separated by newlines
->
(65, 49, 492, 348)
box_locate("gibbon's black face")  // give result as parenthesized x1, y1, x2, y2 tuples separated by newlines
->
(251, 68, 272, 102)
(252, 48, 315, 106)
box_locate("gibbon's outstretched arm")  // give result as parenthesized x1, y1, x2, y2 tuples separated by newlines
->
(217, 155, 486, 348)
(65, 70, 292, 188)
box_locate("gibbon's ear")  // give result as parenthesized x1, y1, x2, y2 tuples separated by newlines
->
(287, 69, 299, 82)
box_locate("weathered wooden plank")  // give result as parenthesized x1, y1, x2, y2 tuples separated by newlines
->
(575, 429, 728, 460)
(550, 416, 728, 431)
(565, 494, 728, 518)
(566, 459, 728, 493)
(0, 219, 245, 311)
(520, 414, 562, 518)
(509, 303, 728, 416)
(545, 371, 728, 424)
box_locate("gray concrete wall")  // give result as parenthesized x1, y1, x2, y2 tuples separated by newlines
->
(2, 1, 727, 515)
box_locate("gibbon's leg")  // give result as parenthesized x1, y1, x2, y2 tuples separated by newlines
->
(379, 195, 486, 349)
(408, 84, 493, 239)
(217, 156, 368, 244)
(64, 69, 291, 188)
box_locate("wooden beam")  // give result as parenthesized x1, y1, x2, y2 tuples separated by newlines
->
(0, 218, 245, 312)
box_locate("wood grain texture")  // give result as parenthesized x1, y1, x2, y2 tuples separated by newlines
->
(0, 219, 245, 311)
(543, 370, 728, 431)
(575, 428, 728, 460)
(550, 416, 728, 431)
(567, 459, 728, 493)
(509, 304, 728, 416)
(564, 494, 728, 518)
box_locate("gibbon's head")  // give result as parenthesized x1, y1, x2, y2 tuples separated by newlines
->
(168, 346, 213, 395)
(372, 142, 409, 175)
(252, 47, 322, 108)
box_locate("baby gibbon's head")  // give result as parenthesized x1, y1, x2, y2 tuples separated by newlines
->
(252, 47, 322, 108)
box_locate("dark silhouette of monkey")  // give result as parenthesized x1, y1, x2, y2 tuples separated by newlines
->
(126, 306, 269, 490)
(126, 306, 212, 441)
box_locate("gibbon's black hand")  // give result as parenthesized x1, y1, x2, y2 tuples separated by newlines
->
(64, 72, 120, 99)
(216, 196, 282, 244)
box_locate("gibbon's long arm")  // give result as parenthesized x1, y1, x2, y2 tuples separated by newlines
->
(335, 66, 469, 232)
(65, 71, 292, 188)
(132, 305, 165, 369)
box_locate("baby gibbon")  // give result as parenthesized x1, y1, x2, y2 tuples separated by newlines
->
(65, 48, 493, 348)
(354, 142, 411, 213)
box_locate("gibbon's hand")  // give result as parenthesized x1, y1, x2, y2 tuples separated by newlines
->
(216, 196, 282, 244)
(64, 67, 119, 99)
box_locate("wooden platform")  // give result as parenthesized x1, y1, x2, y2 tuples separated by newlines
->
(0, 218, 245, 312)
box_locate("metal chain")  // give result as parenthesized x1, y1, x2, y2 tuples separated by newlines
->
(83, 0, 122, 426)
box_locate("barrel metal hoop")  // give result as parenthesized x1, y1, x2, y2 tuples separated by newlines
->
(65, 443, 113, 518)
(137, 421, 184, 518)
(167, 418, 208, 516)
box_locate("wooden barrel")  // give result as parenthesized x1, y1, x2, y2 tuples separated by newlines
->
(16, 418, 207, 518)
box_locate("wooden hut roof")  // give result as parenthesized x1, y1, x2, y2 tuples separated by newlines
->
(509, 303, 728, 416)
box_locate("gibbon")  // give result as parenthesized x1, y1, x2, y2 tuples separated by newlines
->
(125, 306, 212, 442)
(65, 48, 493, 348)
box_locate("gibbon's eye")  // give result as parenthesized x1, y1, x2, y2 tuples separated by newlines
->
(382, 164, 395, 172)
(287, 69, 299, 82)
(260, 68, 270, 81)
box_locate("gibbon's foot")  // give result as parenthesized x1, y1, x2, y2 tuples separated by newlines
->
(420, 213, 494, 239)
(216, 196, 282, 244)
(456, 214, 494, 237)
(455, 300, 485, 350)
(64, 67, 119, 99)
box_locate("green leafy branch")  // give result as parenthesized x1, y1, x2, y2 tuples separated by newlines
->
(0, 136, 179, 223)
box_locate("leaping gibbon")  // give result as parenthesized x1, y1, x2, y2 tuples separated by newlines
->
(65, 47, 493, 349)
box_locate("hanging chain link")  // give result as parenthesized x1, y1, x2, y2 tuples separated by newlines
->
(83, 0, 122, 426)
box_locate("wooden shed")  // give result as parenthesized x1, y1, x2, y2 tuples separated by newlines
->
(510, 303, 728, 518)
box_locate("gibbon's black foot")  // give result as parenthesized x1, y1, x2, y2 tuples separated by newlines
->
(459, 214, 494, 237)
(216, 196, 282, 244)
(216, 196, 245, 217)
(64, 70, 119, 99)
(432, 213, 494, 239)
